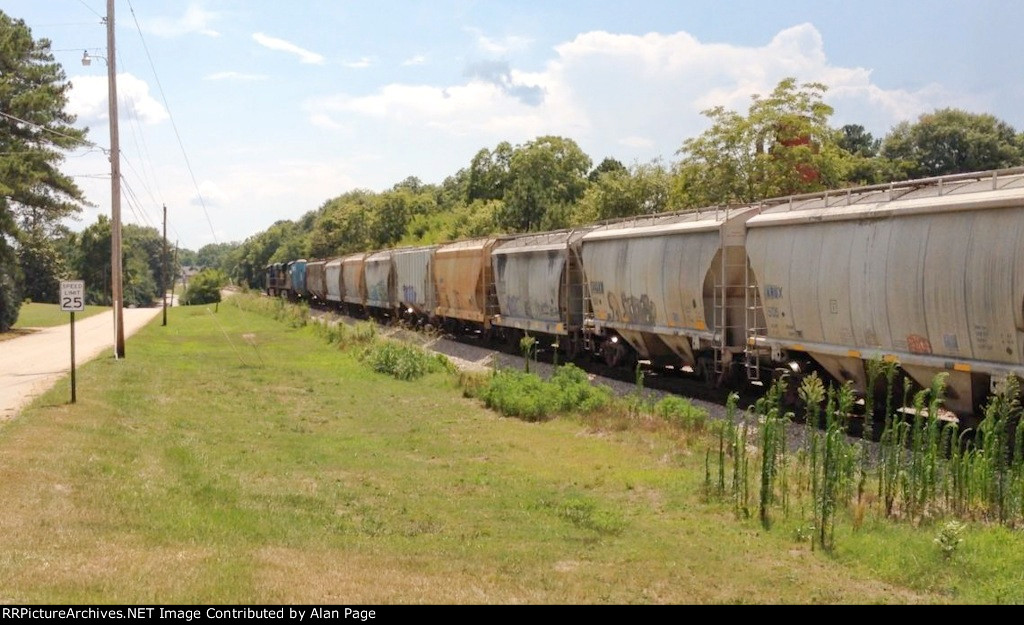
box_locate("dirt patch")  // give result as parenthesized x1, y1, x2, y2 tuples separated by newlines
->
(0, 328, 38, 342)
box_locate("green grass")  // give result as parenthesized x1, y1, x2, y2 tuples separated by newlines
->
(12, 302, 112, 328)
(0, 300, 1012, 603)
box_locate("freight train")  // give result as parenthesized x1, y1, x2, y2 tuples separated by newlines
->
(266, 168, 1024, 420)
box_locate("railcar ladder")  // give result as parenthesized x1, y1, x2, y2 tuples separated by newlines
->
(579, 251, 596, 353)
(713, 250, 748, 376)
(744, 261, 765, 382)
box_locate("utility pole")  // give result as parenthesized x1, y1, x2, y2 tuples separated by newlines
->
(171, 242, 179, 306)
(162, 204, 168, 326)
(106, 0, 125, 358)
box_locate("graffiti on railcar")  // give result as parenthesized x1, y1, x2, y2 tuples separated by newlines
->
(399, 282, 415, 303)
(607, 292, 657, 325)
(367, 282, 388, 303)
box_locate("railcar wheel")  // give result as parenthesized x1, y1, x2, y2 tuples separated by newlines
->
(561, 337, 580, 362)
(603, 340, 629, 368)
(696, 356, 715, 388)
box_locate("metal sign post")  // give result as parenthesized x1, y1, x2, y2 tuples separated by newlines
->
(60, 280, 85, 403)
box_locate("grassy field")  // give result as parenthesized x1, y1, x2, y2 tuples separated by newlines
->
(12, 302, 111, 329)
(0, 301, 1018, 603)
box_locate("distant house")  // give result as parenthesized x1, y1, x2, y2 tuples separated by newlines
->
(179, 265, 201, 287)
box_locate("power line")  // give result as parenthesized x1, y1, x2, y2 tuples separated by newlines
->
(76, 0, 105, 20)
(119, 176, 156, 229)
(0, 110, 102, 151)
(121, 174, 183, 241)
(126, 0, 220, 245)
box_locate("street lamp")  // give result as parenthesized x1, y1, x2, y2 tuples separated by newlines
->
(81, 2, 125, 358)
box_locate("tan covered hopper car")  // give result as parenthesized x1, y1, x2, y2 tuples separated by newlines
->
(305, 260, 328, 302)
(341, 252, 368, 309)
(433, 237, 507, 328)
(745, 169, 1024, 415)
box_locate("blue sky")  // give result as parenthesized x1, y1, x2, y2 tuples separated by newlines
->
(6, 0, 1024, 250)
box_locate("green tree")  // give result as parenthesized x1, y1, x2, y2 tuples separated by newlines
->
(183, 268, 227, 305)
(228, 217, 310, 288)
(881, 108, 1024, 178)
(0, 199, 22, 330)
(588, 157, 627, 182)
(72, 216, 162, 307)
(367, 186, 437, 250)
(194, 242, 239, 271)
(499, 135, 592, 232)
(467, 142, 513, 202)
(124, 223, 172, 301)
(0, 11, 87, 330)
(573, 161, 671, 224)
(836, 123, 902, 185)
(176, 247, 198, 268)
(307, 191, 373, 258)
(17, 221, 68, 303)
(837, 124, 880, 157)
(673, 78, 851, 208)
(73, 215, 112, 305)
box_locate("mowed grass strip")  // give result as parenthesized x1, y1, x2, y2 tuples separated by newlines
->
(12, 302, 112, 329)
(0, 303, 935, 603)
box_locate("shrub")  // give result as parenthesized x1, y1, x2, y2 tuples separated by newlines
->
(183, 268, 228, 305)
(934, 520, 966, 560)
(550, 364, 612, 413)
(478, 364, 612, 421)
(458, 370, 491, 399)
(653, 395, 708, 431)
(479, 370, 554, 421)
(361, 339, 448, 381)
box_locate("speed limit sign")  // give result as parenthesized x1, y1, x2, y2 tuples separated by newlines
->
(60, 280, 85, 312)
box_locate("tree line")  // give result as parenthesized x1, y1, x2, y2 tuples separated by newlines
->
(227, 78, 1024, 288)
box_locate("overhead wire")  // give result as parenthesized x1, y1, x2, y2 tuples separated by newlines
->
(126, 0, 220, 245)
(76, 0, 105, 21)
(0, 110, 105, 151)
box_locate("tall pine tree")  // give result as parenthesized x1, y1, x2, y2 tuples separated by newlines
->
(0, 11, 87, 329)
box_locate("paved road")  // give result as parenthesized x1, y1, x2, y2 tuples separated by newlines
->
(0, 307, 163, 420)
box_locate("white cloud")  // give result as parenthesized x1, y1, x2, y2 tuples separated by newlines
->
(67, 73, 169, 126)
(141, 3, 220, 38)
(298, 22, 967, 198)
(192, 180, 229, 208)
(465, 27, 532, 55)
(402, 55, 427, 67)
(619, 136, 655, 149)
(543, 24, 953, 143)
(304, 76, 578, 141)
(252, 33, 325, 65)
(344, 57, 374, 69)
(204, 71, 269, 82)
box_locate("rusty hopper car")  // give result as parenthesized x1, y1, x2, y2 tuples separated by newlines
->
(341, 252, 368, 310)
(492, 228, 592, 358)
(305, 260, 327, 302)
(324, 258, 344, 305)
(745, 169, 1024, 415)
(433, 237, 507, 330)
(364, 250, 397, 316)
(393, 245, 438, 321)
(580, 208, 762, 378)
